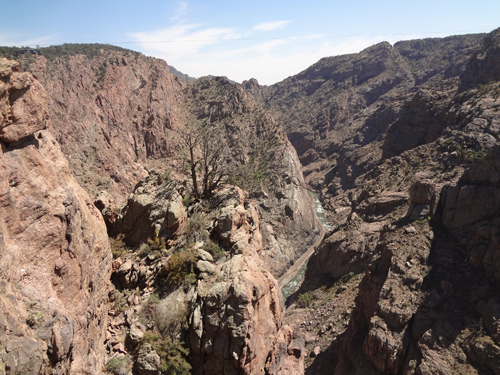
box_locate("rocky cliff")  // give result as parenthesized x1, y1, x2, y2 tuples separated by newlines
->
(0, 54, 310, 375)
(10, 48, 318, 279)
(276, 28, 500, 374)
(98, 173, 305, 374)
(3, 25, 500, 375)
(26, 49, 185, 201)
(246, 33, 485, 210)
(183, 76, 318, 277)
(0, 58, 112, 374)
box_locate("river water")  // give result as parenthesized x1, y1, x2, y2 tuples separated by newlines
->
(281, 192, 332, 299)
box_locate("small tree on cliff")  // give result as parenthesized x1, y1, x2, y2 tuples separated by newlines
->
(179, 121, 230, 199)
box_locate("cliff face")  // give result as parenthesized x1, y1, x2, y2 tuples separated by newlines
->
(5, 26, 500, 374)
(3, 48, 318, 373)
(0, 59, 112, 374)
(100, 174, 305, 375)
(247, 33, 484, 206)
(28, 50, 185, 201)
(278, 28, 500, 375)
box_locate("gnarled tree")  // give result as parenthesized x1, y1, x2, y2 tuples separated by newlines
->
(179, 122, 230, 199)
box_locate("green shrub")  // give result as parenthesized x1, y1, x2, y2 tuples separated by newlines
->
(110, 234, 128, 259)
(141, 333, 191, 375)
(186, 214, 207, 242)
(105, 356, 128, 374)
(147, 236, 167, 256)
(142, 330, 161, 346)
(185, 272, 197, 285)
(204, 241, 225, 260)
(182, 193, 192, 206)
(164, 249, 197, 284)
(112, 288, 139, 312)
(96, 64, 107, 82)
(297, 292, 314, 308)
(340, 271, 356, 283)
(163, 170, 171, 182)
(149, 293, 160, 304)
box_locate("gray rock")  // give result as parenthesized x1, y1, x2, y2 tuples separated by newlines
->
(128, 322, 145, 346)
(137, 343, 160, 375)
(197, 260, 216, 274)
(196, 249, 213, 262)
(310, 345, 321, 357)
(51, 316, 74, 360)
(287, 338, 305, 358)
(117, 259, 133, 275)
(410, 204, 430, 219)
(2, 336, 44, 374)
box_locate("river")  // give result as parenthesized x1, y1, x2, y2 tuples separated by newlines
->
(281, 192, 331, 299)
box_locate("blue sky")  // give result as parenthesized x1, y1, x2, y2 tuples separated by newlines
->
(1, 0, 499, 84)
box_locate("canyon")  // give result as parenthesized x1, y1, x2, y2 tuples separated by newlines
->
(0, 26, 499, 375)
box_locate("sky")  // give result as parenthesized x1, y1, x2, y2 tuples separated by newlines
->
(1, 0, 499, 85)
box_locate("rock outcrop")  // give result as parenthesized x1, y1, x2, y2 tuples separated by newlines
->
(187, 187, 305, 374)
(0, 61, 112, 374)
(16, 50, 317, 279)
(0, 58, 48, 142)
(442, 144, 500, 280)
(107, 171, 186, 247)
(103, 177, 305, 374)
(247, 33, 485, 211)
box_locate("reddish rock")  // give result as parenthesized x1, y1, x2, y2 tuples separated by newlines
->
(0, 59, 112, 374)
(0, 58, 48, 142)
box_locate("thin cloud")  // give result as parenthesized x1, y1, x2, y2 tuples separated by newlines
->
(171, 1, 188, 21)
(252, 21, 291, 32)
(130, 24, 240, 59)
(0, 32, 57, 47)
(303, 34, 326, 40)
(130, 25, 398, 85)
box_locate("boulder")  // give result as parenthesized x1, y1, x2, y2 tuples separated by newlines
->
(137, 343, 161, 375)
(109, 172, 186, 247)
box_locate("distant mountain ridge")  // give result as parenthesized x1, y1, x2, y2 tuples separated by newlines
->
(168, 64, 196, 82)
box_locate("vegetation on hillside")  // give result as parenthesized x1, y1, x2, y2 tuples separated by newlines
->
(0, 43, 142, 71)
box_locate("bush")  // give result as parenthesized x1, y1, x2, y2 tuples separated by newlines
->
(149, 293, 160, 304)
(186, 213, 207, 243)
(147, 236, 167, 256)
(112, 289, 136, 312)
(141, 333, 191, 375)
(164, 249, 197, 284)
(105, 356, 128, 374)
(110, 234, 127, 259)
(163, 170, 171, 182)
(297, 292, 314, 308)
(182, 193, 192, 206)
(204, 240, 225, 260)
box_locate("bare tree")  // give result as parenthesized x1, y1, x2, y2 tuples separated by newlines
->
(179, 122, 230, 199)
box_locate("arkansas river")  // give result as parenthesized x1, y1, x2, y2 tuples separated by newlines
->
(279, 192, 331, 298)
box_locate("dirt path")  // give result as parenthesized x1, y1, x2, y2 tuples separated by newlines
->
(278, 194, 326, 289)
